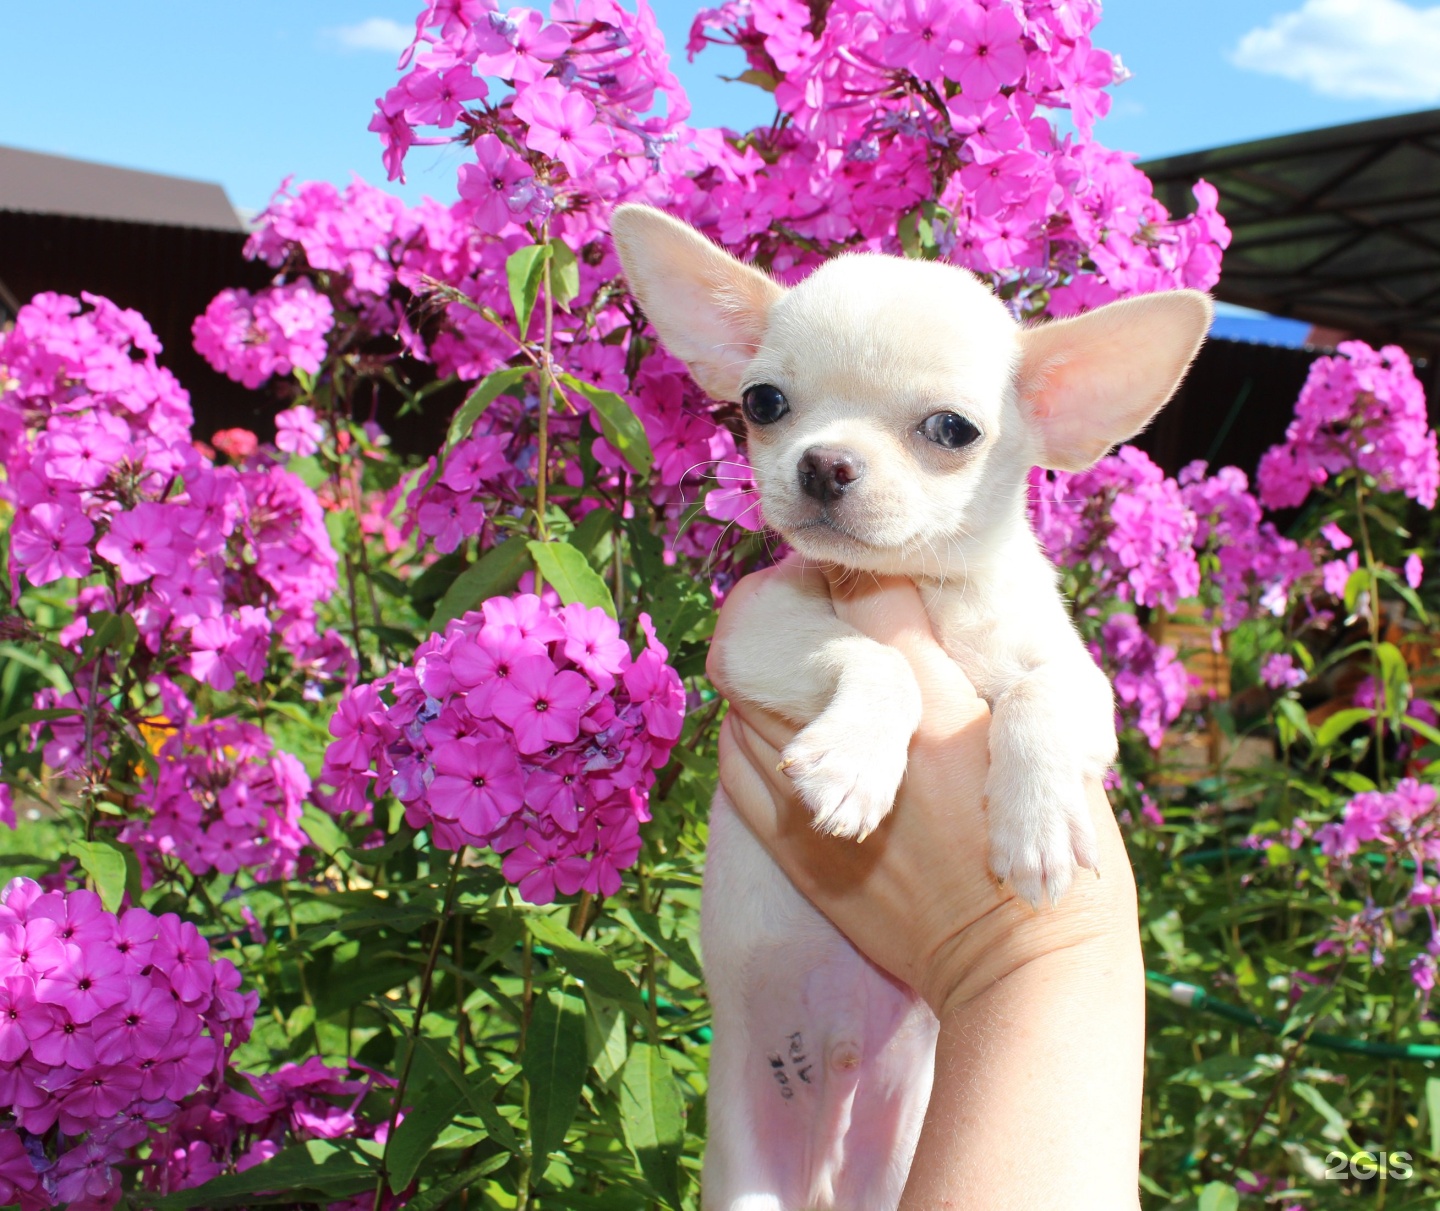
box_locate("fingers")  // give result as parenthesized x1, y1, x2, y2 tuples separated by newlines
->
(717, 712, 786, 841)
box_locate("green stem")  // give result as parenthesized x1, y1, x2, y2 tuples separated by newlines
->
(280, 881, 313, 1008)
(372, 848, 467, 1210)
(1353, 479, 1387, 785)
(516, 928, 536, 1211)
(534, 237, 556, 594)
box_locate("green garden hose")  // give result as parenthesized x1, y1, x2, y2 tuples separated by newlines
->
(1146, 970, 1440, 1061)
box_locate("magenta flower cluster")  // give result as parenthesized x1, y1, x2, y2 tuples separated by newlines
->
(1031, 446, 1200, 614)
(0, 878, 255, 1210)
(0, 292, 348, 879)
(1318, 779, 1440, 862)
(205, 0, 1227, 571)
(192, 280, 335, 390)
(1029, 448, 1200, 745)
(122, 719, 312, 885)
(1258, 340, 1440, 510)
(141, 1057, 395, 1202)
(1092, 614, 1191, 749)
(0, 292, 341, 666)
(322, 594, 686, 903)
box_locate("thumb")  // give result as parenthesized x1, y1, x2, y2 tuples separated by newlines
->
(826, 572, 986, 738)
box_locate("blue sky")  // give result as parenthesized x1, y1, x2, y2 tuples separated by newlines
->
(3, 0, 1439, 216)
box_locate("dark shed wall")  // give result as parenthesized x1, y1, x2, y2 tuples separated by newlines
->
(0, 211, 276, 438)
(1131, 337, 1323, 480)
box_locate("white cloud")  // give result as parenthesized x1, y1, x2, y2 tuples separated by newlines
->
(1231, 0, 1440, 103)
(325, 17, 413, 55)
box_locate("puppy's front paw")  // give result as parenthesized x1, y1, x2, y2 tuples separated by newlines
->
(780, 712, 908, 841)
(986, 770, 1099, 907)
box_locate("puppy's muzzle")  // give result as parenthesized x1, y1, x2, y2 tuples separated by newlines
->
(798, 446, 864, 503)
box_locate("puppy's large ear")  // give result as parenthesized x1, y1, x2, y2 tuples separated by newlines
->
(610, 204, 783, 402)
(1016, 290, 1213, 471)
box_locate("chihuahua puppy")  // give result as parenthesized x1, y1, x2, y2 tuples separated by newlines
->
(612, 204, 1209, 1211)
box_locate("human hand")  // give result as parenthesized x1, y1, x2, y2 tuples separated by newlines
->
(709, 563, 1145, 1210)
(710, 561, 1138, 1017)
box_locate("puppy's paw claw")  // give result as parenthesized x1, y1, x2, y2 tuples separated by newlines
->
(781, 717, 907, 841)
(986, 777, 1098, 908)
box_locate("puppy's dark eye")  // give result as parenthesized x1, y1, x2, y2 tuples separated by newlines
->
(921, 412, 981, 450)
(742, 384, 790, 426)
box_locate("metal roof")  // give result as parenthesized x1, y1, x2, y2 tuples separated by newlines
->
(0, 144, 242, 231)
(1144, 108, 1440, 353)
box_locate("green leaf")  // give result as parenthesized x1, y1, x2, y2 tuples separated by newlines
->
(548, 238, 580, 311)
(1427, 1076, 1440, 1155)
(265, 700, 333, 739)
(409, 1034, 517, 1152)
(527, 540, 616, 617)
(1342, 567, 1370, 614)
(620, 1041, 686, 1209)
(527, 914, 646, 1016)
(1314, 707, 1375, 748)
(525, 988, 589, 1160)
(1375, 566, 1430, 623)
(71, 839, 129, 912)
(79, 611, 130, 666)
(447, 366, 531, 449)
(734, 67, 778, 91)
(1376, 640, 1411, 715)
(400, 1153, 510, 1211)
(300, 802, 350, 858)
(1405, 714, 1440, 748)
(431, 538, 533, 630)
(616, 908, 703, 980)
(1197, 1182, 1239, 1211)
(0, 706, 83, 737)
(1273, 697, 1314, 746)
(560, 374, 654, 476)
(569, 505, 615, 563)
(284, 1002, 316, 1040)
(386, 1073, 470, 1193)
(148, 1140, 375, 1209)
(585, 989, 630, 1085)
(507, 242, 552, 335)
(1281, 980, 1338, 1039)
(1291, 1081, 1353, 1145)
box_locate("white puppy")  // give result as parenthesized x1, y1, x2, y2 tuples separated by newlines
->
(612, 205, 1209, 1211)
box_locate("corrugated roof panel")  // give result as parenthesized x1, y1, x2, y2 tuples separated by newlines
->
(0, 145, 242, 231)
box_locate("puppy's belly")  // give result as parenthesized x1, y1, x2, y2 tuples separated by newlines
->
(702, 791, 937, 1211)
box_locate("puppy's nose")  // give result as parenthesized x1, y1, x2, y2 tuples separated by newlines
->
(797, 447, 864, 503)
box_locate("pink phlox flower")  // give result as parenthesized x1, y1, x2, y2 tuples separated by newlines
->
(34, 944, 128, 1024)
(10, 502, 95, 586)
(95, 502, 178, 584)
(275, 405, 326, 457)
(1260, 653, 1306, 691)
(560, 602, 631, 690)
(471, 8, 571, 83)
(152, 918, 214, 1005)
(512, 79, 614, 178)
(427, 737, 527, 838)
(490, 654, 592, 754)
(457, 135, 537, 231)
(0, 919, 71, 981)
